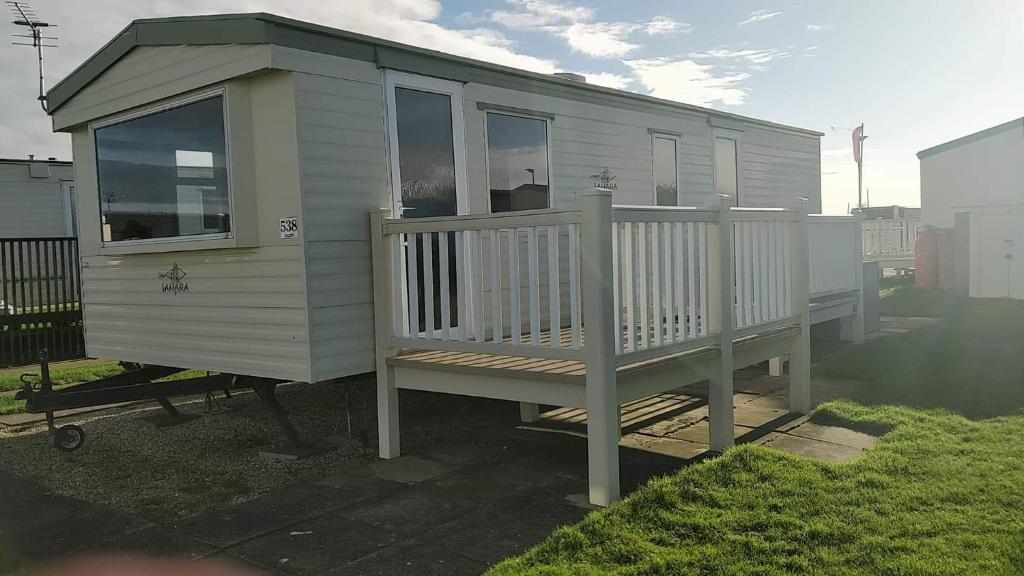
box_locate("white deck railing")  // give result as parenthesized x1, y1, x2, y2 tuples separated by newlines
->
(808, 215, 863, 297)
(862, 217, 919, 259)
(732, 210, 798, 329)
(376, 209, 584, 361)
(370, 193, 851, 366)
(612, 207, 715, 357)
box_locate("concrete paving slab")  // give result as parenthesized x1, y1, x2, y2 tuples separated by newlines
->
(0, 467, 151, 561)
(744, 394, 790, 412)
(620, 433, 709, 459)
(174, 479, 399, 549)
(763, 433, 866, 462)
(666, 419, 752, 445)
(343, 486, 478, 536)
(331, 538, 487, 576)
(734, 375, 787, 395)
(99, 525, 217, 561)
(786, 422, 880, 450)
(424, 489, 586, 566)
(369, 456, 451, 484)
(732, 405, 789, 428)
(225, 514, 399, 575)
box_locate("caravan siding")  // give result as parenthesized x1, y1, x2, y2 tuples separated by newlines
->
(51, 44, 272, 131)
(78, 246, 311, 380)
(66, 68, 311, 382)
(0, 162, 74, 238)
(288, 58, 390, 381)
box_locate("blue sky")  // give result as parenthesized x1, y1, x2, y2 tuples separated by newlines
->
(2, 0, 1022, 213)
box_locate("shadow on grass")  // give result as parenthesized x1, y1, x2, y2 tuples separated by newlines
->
(815, 297, 1024, 419)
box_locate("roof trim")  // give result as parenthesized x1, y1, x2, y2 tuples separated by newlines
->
(47, 13, 824, 138)
(917, 117, 1024, 159)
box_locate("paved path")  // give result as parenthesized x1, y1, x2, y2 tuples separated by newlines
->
(0, 372, 877, 576)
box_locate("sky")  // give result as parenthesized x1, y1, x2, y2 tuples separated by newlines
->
(1, 0, 1021, 214)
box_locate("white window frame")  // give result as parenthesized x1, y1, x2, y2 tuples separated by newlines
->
(89, 88, 234, 247)
(383, 71, 470, 217)
(482, 109, 554, 213)
(649, 129, 682, 207)
(711, 129, 743, 206)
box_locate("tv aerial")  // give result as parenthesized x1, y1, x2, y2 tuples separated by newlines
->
(8, 0, 58, 113)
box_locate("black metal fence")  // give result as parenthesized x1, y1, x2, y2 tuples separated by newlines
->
(0, 238, 84, 367)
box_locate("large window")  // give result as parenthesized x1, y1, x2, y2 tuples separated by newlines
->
(486, 112, 550, 212)
(653, 135, 678, 206)
(94, 95, 230, 242)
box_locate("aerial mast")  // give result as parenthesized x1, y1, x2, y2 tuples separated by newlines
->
(8, 0, 58, 113)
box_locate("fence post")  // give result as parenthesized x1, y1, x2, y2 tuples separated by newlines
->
(789, 198, 812, 413)
(580, 187, 619, 506)
(370, 210, 401, 459)
(707, 194, 735, 452)
(852, 210, 865, 344)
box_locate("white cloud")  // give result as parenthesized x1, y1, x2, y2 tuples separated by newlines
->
(806, 23, 833, 31)
(489, 0, 645, 58)
(625, 58, 749, 107)
(738, 9, 783, 26)
(489, 0, 592, 29)
(573, 71, 633, 90)
(559, 22, 641, 58)
(691, 47, 791, 65)
(644, 16, 692, 36)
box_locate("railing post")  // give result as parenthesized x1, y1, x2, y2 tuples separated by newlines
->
(370, 210, 400, 459)
(789, 198, 812, 414)
(580, 187, 619, 506)
(851, 210, 865, 344)
(707, 194, 735, 452)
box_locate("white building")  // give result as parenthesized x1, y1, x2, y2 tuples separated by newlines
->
(918, 118, 1024, 299)
(0, 158, 76, 238)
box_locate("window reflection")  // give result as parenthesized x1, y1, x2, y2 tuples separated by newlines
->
(714, 137, 739, 205)
(94, 96, 230, 241)
(486, 112, 549, 212)
(653, 136, 678, 206)
(394, 87, 458, 218)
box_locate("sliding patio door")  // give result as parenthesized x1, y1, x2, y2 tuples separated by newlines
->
(385, 71, 470, 334)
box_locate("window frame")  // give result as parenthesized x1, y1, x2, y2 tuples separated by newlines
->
(649, 129, 682, 207)
(482, 109, 554, 213)
(89, 88, 235, 248)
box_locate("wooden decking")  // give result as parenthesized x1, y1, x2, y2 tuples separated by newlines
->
(387, 324, 800, 386)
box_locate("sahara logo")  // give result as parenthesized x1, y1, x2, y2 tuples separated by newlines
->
(158, 263, 189, 295)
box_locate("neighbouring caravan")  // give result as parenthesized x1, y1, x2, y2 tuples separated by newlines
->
(47, 13, 824, 384)
(0, 158, 76, 238)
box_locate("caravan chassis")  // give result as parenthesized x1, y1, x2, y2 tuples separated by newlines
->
(15, 350, 305, 451)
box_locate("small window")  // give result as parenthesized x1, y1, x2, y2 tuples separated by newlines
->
(486, 112, 550, 212)
(714, 137, 739, 205)
(95, 96, 230, 242)
(653, 135, 678, 206)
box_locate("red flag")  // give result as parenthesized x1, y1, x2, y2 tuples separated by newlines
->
(852, 124, 864, 163)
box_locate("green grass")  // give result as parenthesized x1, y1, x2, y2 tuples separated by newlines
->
(814, 298, 1024, 419)
(490, 298, 1024, 575)
(0, 361, 213, 415)
(877, 277, 962, 318)
(489, 402, 1024, 575)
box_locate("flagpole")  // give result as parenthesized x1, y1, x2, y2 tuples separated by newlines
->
(856, 123, 866, 209)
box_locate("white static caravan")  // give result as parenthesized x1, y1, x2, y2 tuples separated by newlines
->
(918, 118, 1024, 299)
(48, 14, 862, 501)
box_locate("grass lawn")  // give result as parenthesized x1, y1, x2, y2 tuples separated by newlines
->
(490, 297, 1024, 575)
